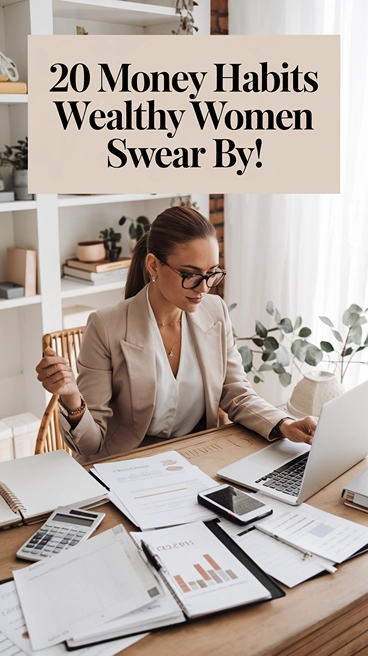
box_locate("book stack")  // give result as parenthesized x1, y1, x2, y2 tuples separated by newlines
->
(0, 190, 15, 203)
(0, 74, 27, 94)
(63, 257, 131, 286)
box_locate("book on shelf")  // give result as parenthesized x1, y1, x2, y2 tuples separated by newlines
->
(63, 264, 128, 283)
(0, 190, 15, 202)
(66, 257, 131, 273)
(6, 247, 37, 296)
(63, 274, 127, 286)
(0, 450, 109, 529)
(0, 81, 27, 93)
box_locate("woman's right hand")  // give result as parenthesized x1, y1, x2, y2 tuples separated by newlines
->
(35, 346, 79, 398)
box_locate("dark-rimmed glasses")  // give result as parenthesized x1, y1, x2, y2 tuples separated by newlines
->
(161, 261, 226, 289)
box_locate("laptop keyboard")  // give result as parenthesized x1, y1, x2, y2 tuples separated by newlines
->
(255, 452, 310, 497)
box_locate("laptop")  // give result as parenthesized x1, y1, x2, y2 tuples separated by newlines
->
(217, 380, 368, 505)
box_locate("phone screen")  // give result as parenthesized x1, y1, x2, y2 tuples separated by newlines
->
(204, 487, 265, 515)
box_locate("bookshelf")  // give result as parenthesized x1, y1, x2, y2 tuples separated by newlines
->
(0, 0, 210, 418)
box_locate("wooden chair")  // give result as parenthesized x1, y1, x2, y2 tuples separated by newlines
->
(34, 327, 85, 455)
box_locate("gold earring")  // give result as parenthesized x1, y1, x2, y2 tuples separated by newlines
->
(151, 276, 156, 282)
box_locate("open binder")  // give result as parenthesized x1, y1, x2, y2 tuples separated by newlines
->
(0, 450, 109, 529)
(66, 520, 285, 649)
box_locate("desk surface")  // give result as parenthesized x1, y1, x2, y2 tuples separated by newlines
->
(2, 423, 368, 656)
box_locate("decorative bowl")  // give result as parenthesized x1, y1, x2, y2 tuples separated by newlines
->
(76, 241, 105, 262)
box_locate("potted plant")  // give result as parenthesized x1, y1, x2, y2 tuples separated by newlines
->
(118, 215, 151, 247)
(0, 137, 32, 200)
(232, 301, 368, 388)
(99, 227, 122, 261)
(232, 301, 321, 388)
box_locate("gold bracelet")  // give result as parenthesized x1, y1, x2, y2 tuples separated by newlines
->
(58, 396, 86, 417)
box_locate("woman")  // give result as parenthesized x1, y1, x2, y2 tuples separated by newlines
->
(36, 207, 316, 463)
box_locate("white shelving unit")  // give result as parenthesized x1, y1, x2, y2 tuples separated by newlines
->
(0, 0, 210, 419)
(57, 192, 190, 208)
(0, 94, 27, 103)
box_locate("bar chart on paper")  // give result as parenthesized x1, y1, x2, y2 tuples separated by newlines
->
(174, 553, 239, 593)
(131, 522, 272, 618)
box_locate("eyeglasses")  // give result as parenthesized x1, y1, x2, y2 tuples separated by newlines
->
(161, 261, 226, 289)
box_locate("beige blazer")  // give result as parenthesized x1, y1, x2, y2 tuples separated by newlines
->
(61, 286, 287, 463)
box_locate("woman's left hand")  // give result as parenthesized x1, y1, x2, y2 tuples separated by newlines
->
(280, 417, 317, 445)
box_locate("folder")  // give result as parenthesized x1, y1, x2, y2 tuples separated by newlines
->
(342, 468, 368, 511)
(66, 520, 285, 649)
(0, 450, 109, 529)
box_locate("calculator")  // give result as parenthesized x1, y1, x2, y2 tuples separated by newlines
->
(16, 506, 106, 561)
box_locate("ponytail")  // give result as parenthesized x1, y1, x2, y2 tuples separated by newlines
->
(124, 232, 150, 299)
(124, 206, 216, 300)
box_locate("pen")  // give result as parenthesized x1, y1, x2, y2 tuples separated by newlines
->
(259, 529, 315, 559)
(89, 469, 110, 492)
(141, 540, 163, 572)
(259, 529, 336, 573)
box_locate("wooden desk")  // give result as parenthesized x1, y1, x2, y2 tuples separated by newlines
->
(2, 423, 368, 656)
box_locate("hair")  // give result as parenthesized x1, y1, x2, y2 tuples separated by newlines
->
(124, 206, 217, 299)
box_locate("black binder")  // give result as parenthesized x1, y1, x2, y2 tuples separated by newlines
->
(66, 519, 285, 650)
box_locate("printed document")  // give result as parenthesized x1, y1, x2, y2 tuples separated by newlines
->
(13, 526, 159, 650)
(131, 521, 271, 617)
(67, 582, 185, 648)
(0, 579, 147, 656)
(94, 451, 218, 529)
(218, 518, 336, 587)
(254, 494, 368, 563)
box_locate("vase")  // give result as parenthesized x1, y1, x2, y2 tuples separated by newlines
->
(13, 170, 34, 201)
(287, 371, 344, 418)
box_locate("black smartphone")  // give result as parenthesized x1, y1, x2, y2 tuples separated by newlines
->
(197, 484, 273, 525)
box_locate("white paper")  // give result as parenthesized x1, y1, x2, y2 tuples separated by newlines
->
(0, 629, 26, 656)
(90, 468, 136, 524)
(254, 494, 368, 563)
(131, 521, 271, 617)
(0, 579, 147, 656)
(13, 527, 157, 650)
(70, 582, 184, 646)
(218, 519, 336, 587)
(95, 451, 218, 529)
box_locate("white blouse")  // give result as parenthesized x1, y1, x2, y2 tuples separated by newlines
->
(146, 291, 206, 438)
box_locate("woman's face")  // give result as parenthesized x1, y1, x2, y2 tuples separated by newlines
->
(147, 237, 220, 313)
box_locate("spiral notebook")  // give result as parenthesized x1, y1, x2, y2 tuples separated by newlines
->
(0, 450, 109, 529)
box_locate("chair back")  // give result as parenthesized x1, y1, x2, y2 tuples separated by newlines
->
(35, 326, 85, 455)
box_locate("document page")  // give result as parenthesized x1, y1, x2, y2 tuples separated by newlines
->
(95, 451, 218, 529)
(13, 527, 158, 650)
(0, 579, 147, 656)
(254, 494, 368, 563)
(131, 521, 271, 617)
(218, 519, 336, 587)
(68, 581, 185, 648)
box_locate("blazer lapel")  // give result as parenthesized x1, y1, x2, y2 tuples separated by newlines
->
(119, 287, 157, 436)
(187, 304, 224, 428)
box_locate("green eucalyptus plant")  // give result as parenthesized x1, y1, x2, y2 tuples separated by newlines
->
(319, 303, 368, 383)
(232, 301, 322, 388)
(232, 301, 368, 387)
(119, 215, 151, 241)
(0, 137, 28, 170)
